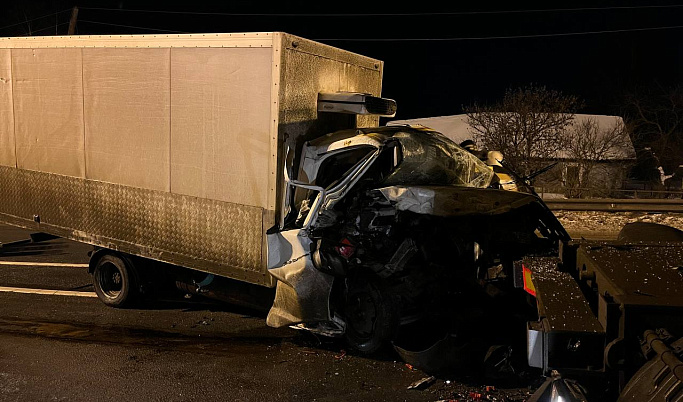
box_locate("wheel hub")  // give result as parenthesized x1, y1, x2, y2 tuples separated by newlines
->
(98, 262, 123, 298)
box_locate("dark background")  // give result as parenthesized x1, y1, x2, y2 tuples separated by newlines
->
(1, 0, 682, 121)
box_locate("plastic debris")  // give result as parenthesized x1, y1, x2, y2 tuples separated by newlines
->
(407, 375, 436, 390)
(334, 350, 347, 360)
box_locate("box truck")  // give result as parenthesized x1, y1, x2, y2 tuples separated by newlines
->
(0, 32, 567, 352)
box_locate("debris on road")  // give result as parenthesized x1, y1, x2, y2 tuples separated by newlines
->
(431, 380, 533, 402)
(407, 375, 436, 390)
(300, 348, 319, 356)
(334, 349, 347, 360)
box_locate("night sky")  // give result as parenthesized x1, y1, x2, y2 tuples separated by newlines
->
(1, 1, 682, 121)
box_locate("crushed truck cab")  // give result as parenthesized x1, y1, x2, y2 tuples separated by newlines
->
(267, 125, 569, 351)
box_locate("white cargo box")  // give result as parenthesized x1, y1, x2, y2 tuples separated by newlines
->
(0, 32, 384, 286)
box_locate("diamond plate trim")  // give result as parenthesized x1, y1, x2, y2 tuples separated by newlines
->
(0, 166, 271, 286)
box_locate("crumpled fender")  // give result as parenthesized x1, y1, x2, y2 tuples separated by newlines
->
(266, 229, 335, 328)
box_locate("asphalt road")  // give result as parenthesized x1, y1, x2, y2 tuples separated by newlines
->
(0, 223, 534, 402)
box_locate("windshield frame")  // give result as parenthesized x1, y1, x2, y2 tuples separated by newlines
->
(380, 129, 494, 188)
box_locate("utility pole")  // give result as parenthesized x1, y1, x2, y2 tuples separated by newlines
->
(67, 6, 79, 35)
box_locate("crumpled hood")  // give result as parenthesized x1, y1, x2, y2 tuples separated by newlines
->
(376, 185, 541, 217)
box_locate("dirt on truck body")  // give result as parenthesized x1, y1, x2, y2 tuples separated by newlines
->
(267, 125, 569, 353)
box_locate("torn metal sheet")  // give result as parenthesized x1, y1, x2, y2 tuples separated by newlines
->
(378, 186, 435, 215)
(266, 229, 334, 327)
(407, 376, 436, 390)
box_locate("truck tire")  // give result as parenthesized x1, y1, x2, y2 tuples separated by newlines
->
(93, 254, 137, 307)
(343, 274, 399, 354)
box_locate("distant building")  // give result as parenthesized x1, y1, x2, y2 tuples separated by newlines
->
(389, 114, 637, 197)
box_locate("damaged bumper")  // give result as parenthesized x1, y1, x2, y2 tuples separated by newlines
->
(265, 229, 336, 329)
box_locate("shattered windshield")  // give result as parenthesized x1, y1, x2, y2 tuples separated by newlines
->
(381, 129, 494, 188)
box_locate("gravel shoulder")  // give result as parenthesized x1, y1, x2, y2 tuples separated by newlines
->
(553, 211, 683, 240)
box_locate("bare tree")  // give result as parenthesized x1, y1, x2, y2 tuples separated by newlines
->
(624, 84, 683, 175)
(465, 85, 582, 177)
(565, 117, 632, 196)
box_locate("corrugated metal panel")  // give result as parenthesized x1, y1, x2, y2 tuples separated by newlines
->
(0, 166, 269, 285)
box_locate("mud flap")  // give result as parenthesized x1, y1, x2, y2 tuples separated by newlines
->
(266, 229, 334, 328)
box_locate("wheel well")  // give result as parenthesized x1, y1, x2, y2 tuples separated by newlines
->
(88, 248, 107, 274)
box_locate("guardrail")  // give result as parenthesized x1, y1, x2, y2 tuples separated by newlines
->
(537, 187, 683, 199)
(544, 198, 683, 212)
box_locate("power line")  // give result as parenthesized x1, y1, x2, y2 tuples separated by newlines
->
(71, 19, 683, 41)
(78, 4, 683, 17)
(27, 22, 70, 35)
(79, 20, 187, 33)
(0, 8, 71, 31)
(75, 20, 683, 40)
(316, 24, 683, 41)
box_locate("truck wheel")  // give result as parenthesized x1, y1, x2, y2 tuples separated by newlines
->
(93, 254, 137, 307)
(343, 275, 398, 354)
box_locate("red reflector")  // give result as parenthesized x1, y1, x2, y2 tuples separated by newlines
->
(335, 238, 355, 259)
(522, 264, 536, 297)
